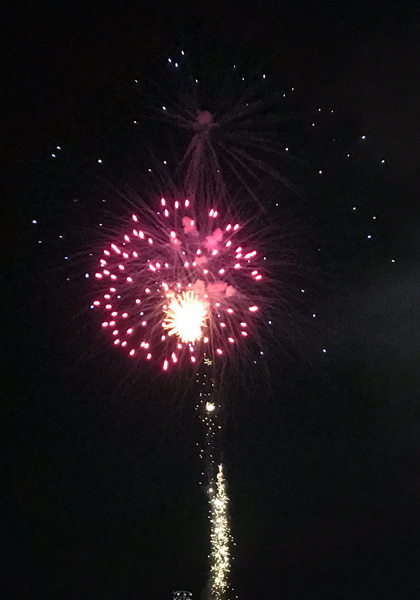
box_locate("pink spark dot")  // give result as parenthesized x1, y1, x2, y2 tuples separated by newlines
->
(114, 339, 120, 345)
(249, 306, 259, 312)
(216, 348, 223, 355)
(103, 270, 110, 275)
(256, 275, 262, 280)
(95, 273, 103, 279)
(118, 265, 124, 270)
(111, 244, 121, 254)
(124, 235, 130, 242)
(103, 250, 110, 256)
(123, 252, 129, 259)
(240, 322, 247, 327)
(228, 337, 235, 343)
(251, 270, 258, 276)
(203, 269, 209, 275)
(105, 304, 112, 309)
(141, 321, 147, 326)
(197, 249, 202, 255)
(132, 251, 138, 257)
(245, 251, 257, 259)
(234, 224, 240, 230)
(148, 238, 153, 245)
(209, 209, 214, 217)
(177, 343, 182, 349)
(218, 268, 225, 274)
(226, 224, 232, 231)
(241, 331, 248, 337)
(129, 349, 136, 356)
(93, 301, 100, 306)
(161, 198, 166, 206)
(127, 328, 133, 334)
(145, 288, 150, 293)
(121, 341, 127, 347)
(110, 274, 117, 280)
(215, 302, 221, 307)
(192, 261, 197, 266)
(104, 294, 111, 299)
(227, 308, 234, 314)
(102, 322, 108, 327)
(236, 247, 242, 253)
(100, 259, 107, 265)
(133, 229, 138, 236)
(172, 353, 178, 363)
(156, 262, 161, 269)
(185, 199, 190, 207)
(140, 342, 145, 347)
(135, 299, 141, 304)
(144, 342, 150, 349)
(109, 321, 115, 326)
(132, 214, 138, 222)
(149, 265, 156, 271)
(111, 311, 118, 317)
(139, 231, 144, 239)
(203, 337, 209, 343)
(146, 353, 152, 360)
(212, 250, 218, 256)
(234, 264, 241, 269)
(122, 312, 128, 318)
(170, 231, 176, 238)
(161, 335, 166, 340)
(164, 209, 169, 217)
(175, 201, 179, 209)
(191, 356, 196, 363)
(110, 287, 116, 292)
(163, 360, 168, 370)
(184, 262, 189, 268)
(213, 211, 218, 218)
(190, 219, 194, 227)
(226, 240, 232, 247)
(220, 323, 226, 328)
(112, 330, 118, 336)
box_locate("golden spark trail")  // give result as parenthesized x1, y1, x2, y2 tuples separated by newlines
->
(209, 464, 231, 600)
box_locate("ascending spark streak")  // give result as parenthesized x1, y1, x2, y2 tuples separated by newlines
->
(210, 465, 231, 600)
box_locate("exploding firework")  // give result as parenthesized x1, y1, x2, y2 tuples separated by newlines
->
(92, 196, 265, 371)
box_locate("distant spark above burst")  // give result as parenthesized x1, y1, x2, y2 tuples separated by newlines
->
(92, 197, 263, 371)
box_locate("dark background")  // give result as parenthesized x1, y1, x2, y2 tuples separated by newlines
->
(2, 1, 420, 599)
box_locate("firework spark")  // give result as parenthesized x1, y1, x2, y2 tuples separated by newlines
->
(209, 464, 231, 600)
(92, 197, 264, 370)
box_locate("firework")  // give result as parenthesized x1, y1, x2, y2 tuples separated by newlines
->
(92, 196, 264, 370)
(209, 465, 231, 600)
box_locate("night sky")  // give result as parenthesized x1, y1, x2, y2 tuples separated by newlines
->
(3, 1, 420, 599)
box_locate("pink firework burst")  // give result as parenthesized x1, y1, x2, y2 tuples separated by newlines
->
(92, 197, 265, 371)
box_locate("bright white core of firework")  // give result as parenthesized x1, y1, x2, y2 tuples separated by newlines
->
(163, 291, 207, 343)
